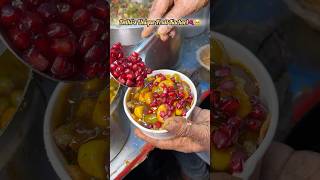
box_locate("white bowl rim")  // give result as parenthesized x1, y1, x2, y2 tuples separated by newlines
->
(43, 83, 72, 180)
(196, 44, 210, 71)
(212, 31, 279, 179)
(123, 69, 198, 134)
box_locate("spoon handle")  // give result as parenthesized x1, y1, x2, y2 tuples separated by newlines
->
(134, 33, 158, 54)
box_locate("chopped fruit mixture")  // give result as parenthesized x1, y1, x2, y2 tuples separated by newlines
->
(110, 0, 151, 25)
(0, 0, 109, 80)
(212, 60, 268, 173)
(110, 42, 152, 87)
(53, 79, 108, 179)
(0, 50, 29, 131)
(126, 73, 194, 130)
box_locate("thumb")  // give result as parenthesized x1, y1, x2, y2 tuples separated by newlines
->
(163, 116, 210, 150)
(162, 116, 188, 135)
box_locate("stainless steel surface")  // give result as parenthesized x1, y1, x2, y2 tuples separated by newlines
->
(0, 74, 53, 179)
(111, 26, 145, 46)
(110, 89, 130, 161)
(121, 32, 182, 70)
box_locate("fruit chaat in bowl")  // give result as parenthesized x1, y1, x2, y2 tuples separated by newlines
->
(211, 32, 278, 178)
(124, 69, 197, 139)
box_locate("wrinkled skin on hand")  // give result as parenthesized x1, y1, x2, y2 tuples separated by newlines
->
(141, 0, 209, 41)
(135, 107, 210, 153)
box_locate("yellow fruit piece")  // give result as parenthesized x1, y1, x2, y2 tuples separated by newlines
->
(173, 74, 180, 81)
(10, 90, 23, 106)
(83, 78, 105, 93)
(154, 77, 163, 84)
(212, 39, 227, 65)
(0, 77, 14, 95)
(92, 91, 108, 127)
(134, 106, 144, 119)
(183, 90, 189, 99)
(0, 107, 16, 129)
(159, 79, 174, 88)
(144, 92, 153, 105)
(157, 104, 168, 123)
(67, 165, 89, 180)
(233, 77, 252, 118)
(138, 88, 149, 103)
(110, 78, 119, 104)
(78, 139, 107, 179)
(76, 98, 96, 120)
(211, 146, 232, 171)
(175, 108, 183, 116)
(0, 97, 10, 114)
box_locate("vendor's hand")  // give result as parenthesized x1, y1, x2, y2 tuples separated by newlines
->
(135, 107, 210, 153)
(141, 0, 209, 41)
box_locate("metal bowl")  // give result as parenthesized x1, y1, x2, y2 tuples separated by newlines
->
(0, 43, 43, 169)
(111, 26, 183, 70)
(110, 83, 130, 161)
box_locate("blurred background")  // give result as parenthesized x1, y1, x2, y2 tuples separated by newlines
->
(212, 0, 320, 151)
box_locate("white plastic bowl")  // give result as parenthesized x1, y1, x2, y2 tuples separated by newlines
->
(123, 69, 198, 140)
(44, 83, 73, 180)
(213, 32, 279, 179)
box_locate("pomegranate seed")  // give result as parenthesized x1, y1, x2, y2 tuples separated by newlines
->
(126, 79, 134, 87)
(154, 121, 161, 129)
(227, 116, 242, 128)
(112, 71, 120, 78)
(72, 9, 91, 28)
(50, 37, 76, 57)
(137, 62, 145, 68)
(33, 34, 50, 55)
(153, 93, 159, 98)
(18, 12, 43, 33)
(115, 65, 124, 72)
(57, 2, 74, 24)
(182, 109, 187, 116)
(131, 52, 139, 57)
(136, 75, 143, 82)
(110, 63, 117, 71)
(213, 124, 239, 149)
(25, 0, 43, 7)
(218, 80, 235, 91)
(66, 0, 85, 8)
(1, 5, 19, 27)
(118, 77, 126, 84)
(87, 0, 108, 19)
(137, 81, 144, 87)
(126, 73, 134, 80)
(9, 28, 30, 50)
(46, 23, 71, 38)
(220, 97, 240, 116)
(246, 118, 262, 131)
(78, 31, 98, 54)
(51, 56, 75, 78)
(86, 19, 105, 35)
(249, 104, 266, 120)
(23, 48, 49, 71)
(37, 2, 58, 21)
(132, 64, 139, 71)
(159, 111, 166, 118)
(84, 42, 104, 63)
(230, 151, 247, 173)
(215, 66, 231, 77)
